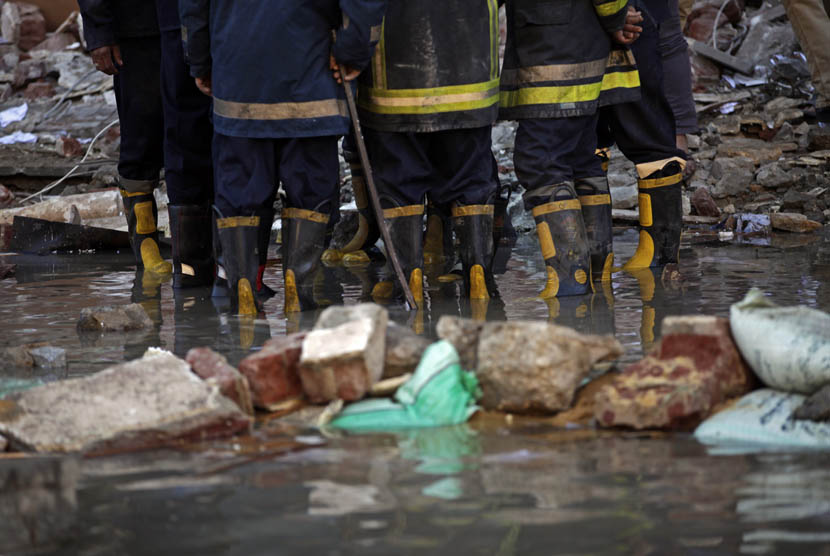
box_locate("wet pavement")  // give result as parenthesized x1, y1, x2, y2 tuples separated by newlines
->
(1, 227, 830, 555)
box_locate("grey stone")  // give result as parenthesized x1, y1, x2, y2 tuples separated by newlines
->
(781, 189, 813, 211)
(686, 134, 702, 150)
(0, 345, 35, 367)
(756, 162, 793, 189)
(773, 122, 794, 143)
(710, 157, 755, 198)
(77, 303, 153, 332)
(610, 184, 638, 209)
(711, 115, 741, 135)
(313, 302, 388, 332)
(793, 384, 830, 421)
(384, 322, 430, 379)
(475, 320, 623, 414)
(29, 346, 66, 369)
(809, 126, 830, 151)
(0, 348, 252, 453)
(436, 315, 485, 371)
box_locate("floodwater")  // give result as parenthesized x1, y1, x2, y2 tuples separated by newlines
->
(1, 226, 830, 555)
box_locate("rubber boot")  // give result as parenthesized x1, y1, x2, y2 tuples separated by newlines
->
(423, 201, 454, 267)
(576, 175, 614, 282)
(282, 207, 330, 313)
(211, 211, 230, 301)
(529, 182, 593, 297)
(452, 204, 496, 301)
(493, 184, 517, 246)
(169, 204, 213, 288)
(370, 203, 425, 305)
(215, 215, 260, 316)
(622, 160, 684, 270)
(120, 186, 172, 275)
(256, 208, 277, 300)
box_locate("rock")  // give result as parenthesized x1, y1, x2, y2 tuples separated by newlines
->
(690, 53, 720, 89)
(595, 315, 755, 430)
(711, 115, 741, 135)
(22, 79, 53, 99)
(0, 343, 49, 367)
(772, 122, 794, 143)
(610, 183, 638, 209)
(1, 2, 46, 51)
(755, 162, 792, 189)
(55, 135, 83, 158)
(436, 315, 485, 371)
(31, 32, 77, 53)
(237, 333, 306, 411)
(717, 138, 783, 166)
(186, 347, 253, 415)
(300, 306, 388, 403)
(384, 322, 430, 379)
(0, 190, 121, 226)
(793, 384, 830, 422)
(764, 96, 801, 114)
(730, 289, 830, 395)
(780, 189, 813, 211)
(690, 186, 720, 217)
(475, 320, 623, 414)
(710, 157, 754, 198)
(770, 212, 822, 233)
(28, 346, 66, 369)
(0, 349, 252, 453)
(12, 58, 45, 88)
(773, 108, 803, 129)
(0, 184, 11, 207)
(808, 126, 830, 151)
(76, 303, 153, 332)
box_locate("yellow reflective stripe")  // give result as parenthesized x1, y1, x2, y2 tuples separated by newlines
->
(217, 216, 259, 229)
(579, 194, 611, 206)
(383, 205, 424, 219)
(532, 199, 582, 217)
(500, 81, 603, 108)
(452, 204, 494, 217)
(282, 208, 330, 224)
(372, 20, 387, 89)
(596, 0, 628, 17)
(214, 98, 347, 120)
(635, 157, 687, 179)
(366, 78, 499, 99)
(638, 173, 683, 189)
(600, 69, 640, 92)
(489, 0, 499, 80)
(500, 58, 607, 87)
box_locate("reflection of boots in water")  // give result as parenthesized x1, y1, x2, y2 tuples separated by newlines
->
(215, 214, 260, 316)
(628, 265, 683, 353)
(371, 201, 424, 306)
(120, 181, 172, 275)
(172, 287, 214, 357)
(423, 200, 454, 268)
(576, 174, 614, 282)
(126, 269, 167, 359)
(281, 204, 330, 313)
(622, 160, 684, 270)
(543, 295, 590, 334)
(589, 279, 616, 336)
(169, 204, 213, 288)
(528, 182, 593, 297)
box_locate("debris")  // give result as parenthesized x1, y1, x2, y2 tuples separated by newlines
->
(755, 161, 793, 188)
(595, 315, 755, 430)
(0, 103, 27, 128)
(0, 190, 121, 226)
(769, 212, 822, 233)
(370, 373, 412, 397)
(330, 340, 479, 430)
(730, 289, 830, 394)
(0, 348, 252, 453)
(0, 131, 38, 145)
(0, 184, 11, 207)
(792, 384, 830, 422)
(735, 213, 770, 234)
(717, 138, 785, 166)
(28, 346, 66, 369)
(691, 186, 721, 217)
(0, 2, 47, 51)
(709, 156, 754, 198)
(76, 303, 153, 333)
(55, 135, 83, 157)
(689, 40, 754, 76)
(186, 347, 254, 416)
(10, 216, 130, 253)
(0, 262, 15, 279)
(475, 320, 623, 414)
(23, 80, 55, 100)
(0, 434, 5, 451)
(384, 322, 431, 378)
(237, 333, 306, 411)
(695, 389, 830, 448)
(299, 304, 388, 403)
(436, 315, 485, 371)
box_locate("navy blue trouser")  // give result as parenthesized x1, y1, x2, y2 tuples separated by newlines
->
(595, 11, 686, 167)
(213, 134, 340, 218)
(514, 114, 605, 209)
(363, 126, 498, 208)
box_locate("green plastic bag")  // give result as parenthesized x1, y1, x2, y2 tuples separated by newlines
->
(330, 340, 480, 430)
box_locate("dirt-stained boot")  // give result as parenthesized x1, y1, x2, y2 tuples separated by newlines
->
(576, 175, 614, 282)
(215, 215, 260, 316)
(528, 182, 592, 297)
(422, 201, 454, 268)
(282, 207, 330, 313)
(452, 203, 496, 301)
(623, 160, 684, 270)
(120, 180, 171, 275)
(256, 207, 277, 300)
(168, 204, 213, 288)
(370, 202, 425, 305)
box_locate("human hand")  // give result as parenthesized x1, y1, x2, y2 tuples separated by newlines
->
(619, 7, 643, 43)
(329, 54, 361, 84)
(194, 75, 212, 96)
(91, 45, 123, 75)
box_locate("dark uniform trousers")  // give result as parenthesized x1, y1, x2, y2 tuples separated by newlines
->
(212, 134, 339, 217)
(363, 126, 498, 208)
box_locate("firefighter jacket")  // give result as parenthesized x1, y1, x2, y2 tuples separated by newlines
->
(357, 0, 502, 133)
(78, 0, 159, 51)
(500, 0, 641, 120)
(180, 0, 385, 140)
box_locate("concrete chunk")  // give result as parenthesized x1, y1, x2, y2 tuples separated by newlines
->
(237, 333, 306, 411)
(187, 347, 254, 415)
(77, 303, 153, 332)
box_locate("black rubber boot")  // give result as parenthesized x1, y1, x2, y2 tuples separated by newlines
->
(120, 187, 171, 275)
(256, 208, 277, 300)
(423, 200, 454, 268)
(370, 203, 425, 305)
(215, 215, 260, 316)
(452, 204, 496, 301)
(493, 183, 517, 246)
(169, 204, 214, 288)
(211, 210, 230, 300)
(528, 182, 592, 297)
(281, 207, 330, 313)
(623, 160, 684, 270)
(576, 175, 614, 282)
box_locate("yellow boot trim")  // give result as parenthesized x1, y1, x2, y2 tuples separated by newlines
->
(641, 306, 656, 351)
(371, 280, 394, 300)
(217, 216, 259, 229)
(282, 208, 330, 224)
(382, 205, 424, 218)
(469, 264, 490, 301)
(539, 265, 559, 298)
(470, 298, 489, 322)
(140, 238, 172, 275)
(622, 231, 655, 271)
(536, 221, 556, 260)
(544, 297, 560, 319)
(423, 213, 444, 264)
(637, 193, 653, 227)
(237, 278, 257, 316)
(284, 270, 300, 313)
(340, 213, 370, 254)
(321, 248, 344, 264)
(343, 250, 372, 266)
(578, 194, 611, 206)
(409, 268, 423, 303)
(600, 252, 615, 282)
(134, 201, 157, 235)
(239, 315, 255, 350)
(531, 198, 581, 217)
(635, 157, 686, 179)
(451, 205, 494, 217)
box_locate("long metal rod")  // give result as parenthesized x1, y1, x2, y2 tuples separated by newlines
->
(339, 69, 417, 310)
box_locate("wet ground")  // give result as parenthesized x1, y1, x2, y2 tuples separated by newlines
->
(2, 227, 830, 555)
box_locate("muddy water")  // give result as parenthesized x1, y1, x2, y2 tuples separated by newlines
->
(1, 228, 830, 555)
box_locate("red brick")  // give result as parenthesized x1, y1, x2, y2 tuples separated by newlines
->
(186, 347, 253, 415)
(237, 333, 305, 411)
